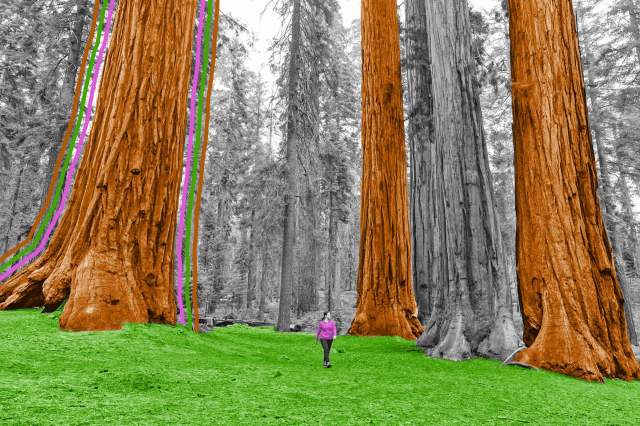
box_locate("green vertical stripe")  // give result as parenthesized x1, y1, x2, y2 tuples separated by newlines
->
(185, 0, 215, 328)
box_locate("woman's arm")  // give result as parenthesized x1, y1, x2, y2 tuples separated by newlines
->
(331, 321, 337, 339)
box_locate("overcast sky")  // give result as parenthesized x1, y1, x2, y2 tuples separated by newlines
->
(222, 0, 500, 75)
(336, 0, 498, 24)
(223, 0, 497, 28)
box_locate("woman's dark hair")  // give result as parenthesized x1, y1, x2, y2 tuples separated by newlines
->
(322, 311, 329, 320)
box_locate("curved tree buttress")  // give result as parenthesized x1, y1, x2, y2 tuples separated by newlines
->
(0, 0, 198, 331)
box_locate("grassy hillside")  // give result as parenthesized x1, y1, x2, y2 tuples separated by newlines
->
(0, 310, 638, 425)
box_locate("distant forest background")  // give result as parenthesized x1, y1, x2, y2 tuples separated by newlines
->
(1, 0, 639, 333)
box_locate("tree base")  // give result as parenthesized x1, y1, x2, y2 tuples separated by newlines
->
(478, 314, 521, 360)
(417, 311, 520, 361)
(0, 249, 176, 331)
(514, 323, 640, 382)
(348, 306, 423, 340)
(417, 314, 472, 360)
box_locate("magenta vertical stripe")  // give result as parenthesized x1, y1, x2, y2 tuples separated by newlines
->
(176, 0, 207, 324)
(0, 0, 116, 283)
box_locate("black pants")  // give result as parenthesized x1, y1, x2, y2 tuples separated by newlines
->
(320, 338, 333, 363)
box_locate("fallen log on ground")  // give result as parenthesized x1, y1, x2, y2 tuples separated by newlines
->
(198, 318, 274, 328)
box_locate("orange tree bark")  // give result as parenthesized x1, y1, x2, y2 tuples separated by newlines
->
(508, 0, 640, 380)
(347, 0, 423, 340)
(0, 0, 197, 331)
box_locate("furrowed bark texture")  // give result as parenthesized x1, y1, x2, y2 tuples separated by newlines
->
(347, 0, 423, 340)
(0, 0, 197, 331)
(405, 0, 433, 325)
(406, 0, 519, 360)
(508, 0, 640, 380)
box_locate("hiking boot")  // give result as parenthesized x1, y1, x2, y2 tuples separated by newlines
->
(327, 362, 332, 368)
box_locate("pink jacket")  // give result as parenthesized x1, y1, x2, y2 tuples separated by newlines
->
(316, 320, 337, 340)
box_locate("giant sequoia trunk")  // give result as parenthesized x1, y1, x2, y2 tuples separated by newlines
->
(406, 0, 519, 360)
(0, 0, 197, 331)
(508, 0, 640, 380)
(276, 0, 302, 332)
(347, 0, 423, 340)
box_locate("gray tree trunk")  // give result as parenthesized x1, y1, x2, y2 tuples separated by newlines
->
(276, 0, 302, 331)
(405, 0, 434, 324)
(346, 206, 359, 292)
(258, 242, 270, 321)
(406, 0, 519, 360)
(297, 188, 318, 314)
(247, 81, 263, 312)
(326, 189, 337, 311)
(296, 69, 320, 316)
(246, 209, 257, 310)
(211, 182, 230, 314)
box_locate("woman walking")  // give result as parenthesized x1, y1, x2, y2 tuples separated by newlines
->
(316, 312, 337, 368)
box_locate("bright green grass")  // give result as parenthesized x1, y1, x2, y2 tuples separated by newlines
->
(0, 310, 638, 425)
